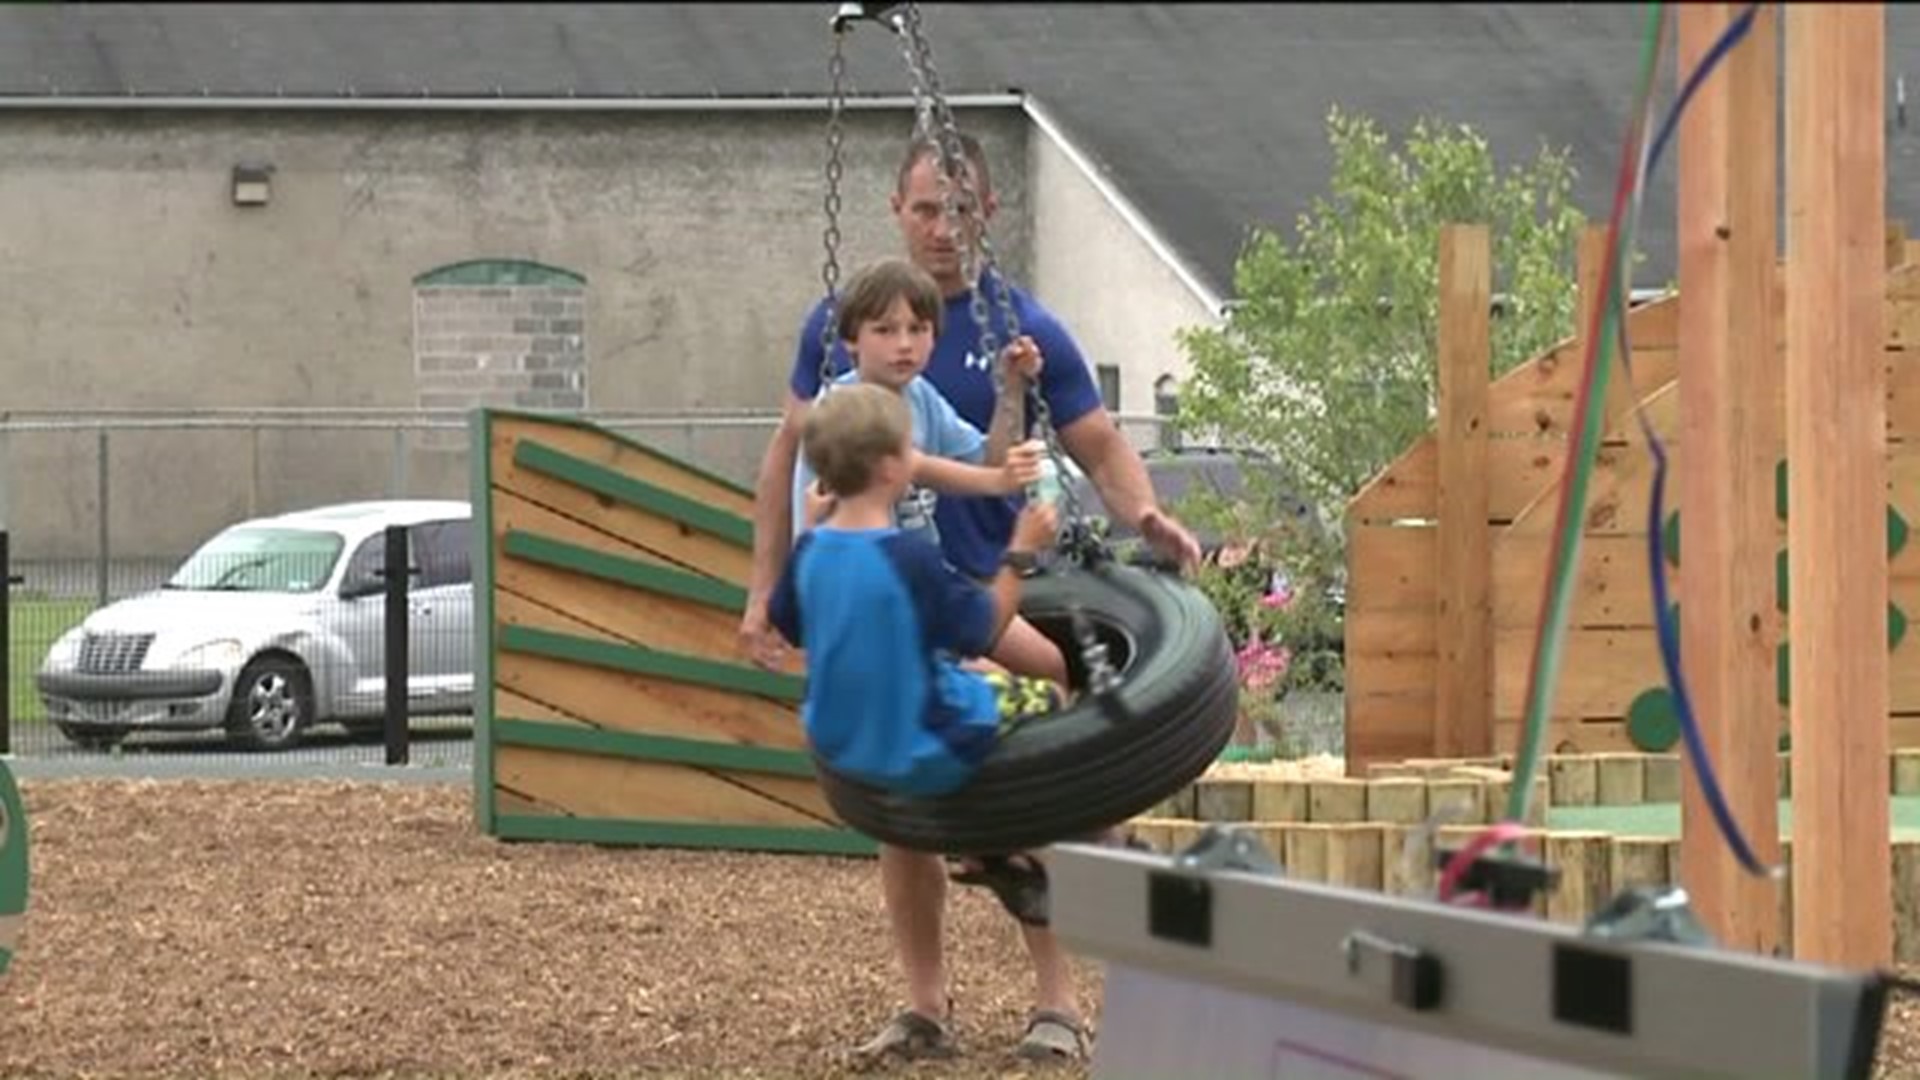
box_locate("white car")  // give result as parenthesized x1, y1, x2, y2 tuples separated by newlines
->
(35, 499, 475, 752)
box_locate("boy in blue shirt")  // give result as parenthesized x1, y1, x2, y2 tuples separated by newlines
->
(768, 381, 1059, 796)
(792, 258, 1070, 699)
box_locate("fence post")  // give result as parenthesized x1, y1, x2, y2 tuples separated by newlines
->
(382, 524, 410, 767)
(0, 531, 11, 757)
(95, 430, 109, 608)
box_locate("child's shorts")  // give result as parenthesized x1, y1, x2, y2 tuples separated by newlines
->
(981, 670, 1064, 732)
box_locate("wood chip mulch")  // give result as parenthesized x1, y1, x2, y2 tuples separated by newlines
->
(2, 777, 1918, 1078)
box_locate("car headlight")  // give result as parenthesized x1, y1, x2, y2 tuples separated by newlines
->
(175, 639, 245, 670)
(43, 627, 84, 669)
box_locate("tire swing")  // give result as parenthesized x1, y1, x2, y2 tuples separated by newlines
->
(804, 4, 1241, 870)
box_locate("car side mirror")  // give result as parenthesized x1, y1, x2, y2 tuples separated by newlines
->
(339, 575, 382, 600)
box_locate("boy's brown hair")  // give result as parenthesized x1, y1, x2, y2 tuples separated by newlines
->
(802, 382, 914, 498)
(835, 257, 944, 344)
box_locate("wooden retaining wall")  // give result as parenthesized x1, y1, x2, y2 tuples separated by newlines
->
(1344, 228, 1920, 775)
(468, 408, 873, 855)
(1127, 754, 1920, 959)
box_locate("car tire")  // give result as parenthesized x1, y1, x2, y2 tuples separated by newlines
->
(813, 560, 1239, 856)
(224, 655, 314, 752)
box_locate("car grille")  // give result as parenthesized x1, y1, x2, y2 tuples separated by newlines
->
(77, 633, 155, 674)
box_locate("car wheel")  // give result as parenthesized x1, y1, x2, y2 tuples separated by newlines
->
(813, 559, 1240, 856)
(224, 656, 314, 752)
(54, 724, 127, 752)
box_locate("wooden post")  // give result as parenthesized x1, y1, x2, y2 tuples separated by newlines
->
(1435, 224, 1493, 758)
(1786, 2, 1891, 968)
(1675, 0, 1783, 956)
(1576, 225, 1637, 435)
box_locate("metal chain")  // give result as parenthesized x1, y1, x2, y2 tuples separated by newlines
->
(893, 5, 1090, 538)
(817, 24, 851, 398)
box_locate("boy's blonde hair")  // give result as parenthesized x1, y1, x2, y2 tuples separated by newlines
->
(836, 258, 944, 343)
(803, 382, 914, 498)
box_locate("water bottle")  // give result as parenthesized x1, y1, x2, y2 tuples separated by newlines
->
(1027, 456, 1061, 507)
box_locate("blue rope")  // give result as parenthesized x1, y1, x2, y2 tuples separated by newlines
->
(1620, 0, 1779, 878)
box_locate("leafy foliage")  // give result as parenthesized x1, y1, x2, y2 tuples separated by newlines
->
(1171, 107, 1586, 709)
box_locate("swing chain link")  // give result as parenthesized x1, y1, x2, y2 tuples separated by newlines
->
(892, 6, 1093, 550)
(890, 4, 1116, 695)
(817, 23, 851, 397)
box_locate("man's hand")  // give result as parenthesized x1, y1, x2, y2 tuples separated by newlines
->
(1139, 507, 1203, 573)
(998, 439, 1047, 494)
(737, 594, 790, 671)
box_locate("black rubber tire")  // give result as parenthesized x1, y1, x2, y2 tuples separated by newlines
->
(814, 559, 1239, 856)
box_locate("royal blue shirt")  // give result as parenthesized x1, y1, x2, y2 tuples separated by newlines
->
(768, 527, 1003, 797)
(790, 270, 1104, 579)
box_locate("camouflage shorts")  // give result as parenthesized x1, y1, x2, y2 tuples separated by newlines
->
(981, 670, 1062, 732)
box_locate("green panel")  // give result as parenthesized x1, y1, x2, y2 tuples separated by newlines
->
(1662, 510, 1680, 568)
(469, 408, 501, 835)
(1894, 604, 1910, 651)
(500, 624, 805, 703)
(1776, 547, 1790, 614)
(493, 813, 877, 856)
(482, 406, 751, 500)
(512, 440, 753, 549)
(1777, 640, 1792, 707)
(1775, 458, 1789, 522)
(502, 530, 746, 613)
(1626, 686, 1681, 753)
(0, 758, 27, 976)
(1892, 507, 1911, 558)
(494, 718, 816, 778)
(413, 258, 585, 288)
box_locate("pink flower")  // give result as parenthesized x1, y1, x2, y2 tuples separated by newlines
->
(1259, 587, 1292, 610)
(1235, 639, 1291, 693)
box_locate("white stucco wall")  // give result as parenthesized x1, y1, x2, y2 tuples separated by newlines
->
(1023, 103, 1221, 448)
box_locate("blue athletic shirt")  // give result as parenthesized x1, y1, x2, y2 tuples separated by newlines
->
(790, 269, 1104, 579)
(789, 369, 986, 546)
(768, 527, 1003, 796)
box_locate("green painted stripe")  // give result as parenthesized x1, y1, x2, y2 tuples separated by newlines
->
(483, 406, 754, 500)
(494, 718, 815, 778)
(493, 813, 877, 856)
(502, 530, 747, 613)
(512, 439, 753, 548)
(500, 624, 805, 703)
(469, 408, 501, 835)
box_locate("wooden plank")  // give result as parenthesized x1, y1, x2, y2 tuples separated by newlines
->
(1436, 223, 1495, 757)
(495, 743, 828, 826)
(1544, 831, 1614, 925)
(1675, 0, 1785, 957)
(1786, 1, 1893, 968)
(490, 428, 753, 583)
(492, 414, 755, 517)
(495, 645, 807, 753)
(497, 550, 768, 672)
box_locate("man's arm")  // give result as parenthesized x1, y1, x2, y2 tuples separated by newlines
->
(740, 390, 810, 666)
(1056, 408, 1158, 530)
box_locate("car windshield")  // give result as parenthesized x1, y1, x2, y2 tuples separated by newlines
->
(164, 527, 345, 593)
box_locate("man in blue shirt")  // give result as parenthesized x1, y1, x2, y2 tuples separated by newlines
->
(741, 132, 1202, 1066)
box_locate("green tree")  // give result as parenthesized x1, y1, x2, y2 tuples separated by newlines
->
(1170, 107, 1585, 706)
(1176, 106, 1586, 514)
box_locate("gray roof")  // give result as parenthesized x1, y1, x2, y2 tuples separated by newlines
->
(4, 3, 1919, 300)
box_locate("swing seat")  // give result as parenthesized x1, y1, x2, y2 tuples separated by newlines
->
(812, 555, 1240, 856)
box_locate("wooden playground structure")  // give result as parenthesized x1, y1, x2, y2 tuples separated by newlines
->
(1343, 3, 1892, 966)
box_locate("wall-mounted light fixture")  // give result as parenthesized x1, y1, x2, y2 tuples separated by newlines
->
(231, 161, 274, 207)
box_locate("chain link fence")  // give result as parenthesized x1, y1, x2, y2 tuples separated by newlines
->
(0, 407, 1177, 767)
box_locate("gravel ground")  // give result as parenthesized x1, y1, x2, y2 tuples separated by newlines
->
(2, 775, 1918, 1078)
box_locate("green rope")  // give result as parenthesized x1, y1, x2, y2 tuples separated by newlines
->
(1506, 0, 1667, 823)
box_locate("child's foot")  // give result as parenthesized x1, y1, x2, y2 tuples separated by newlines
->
(848, 1006, 957, 1069)
(948, 854, 1050, 926)
(1013, 1008, 1092, 1065)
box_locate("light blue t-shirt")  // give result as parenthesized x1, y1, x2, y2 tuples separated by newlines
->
(791, 371, 989, 542)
